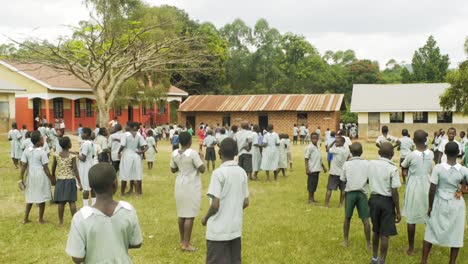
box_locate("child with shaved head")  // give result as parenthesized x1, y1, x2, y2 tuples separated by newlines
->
(66, 163, 143, 264)
(340, 142, 371, 249)
(368, 142, 401, 264)
(400, 130, 433, 256)
(325, 136, 350, 207)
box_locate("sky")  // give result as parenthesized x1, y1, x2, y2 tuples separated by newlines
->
(1, 0, 467, 68)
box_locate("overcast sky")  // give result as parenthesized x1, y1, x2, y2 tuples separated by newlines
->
(1, 0, 467, 68)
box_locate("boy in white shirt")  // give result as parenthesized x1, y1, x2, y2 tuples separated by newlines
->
(376, 126, 400, 149)
(305, 133, 327, 204)
(325, 136, 350, 208)
(66, 163, 143, 263)
(398, 129, 414, 184)
(202, 138, 249, 264)
(438, 127, 461, 163)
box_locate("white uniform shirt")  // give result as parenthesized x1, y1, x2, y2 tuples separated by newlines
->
(233, 129, 253, 155)
(299, 126, 306, 136)
(66, 201, 143, 263)
(304, 143, 323, 173)
(376, 134, 398, 147)
(206, 160, 249, 241)
(399, 136, 414, 159)
(293, 127, 299, 136)
(340, 157, 369, 193)
(328, 146, 350, 176)
(438, 139, 461, 163)
(109, 131, 123, 161)
(368, 158, 401, 197)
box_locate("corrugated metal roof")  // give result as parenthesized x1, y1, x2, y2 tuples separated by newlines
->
(350, 83, 451, 112)
(178, 94, 345, 112)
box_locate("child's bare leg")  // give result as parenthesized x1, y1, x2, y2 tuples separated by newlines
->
(212, 161, 215, 171)
(121, 181, 127, 196)
(253, 171, 258, 180)
(13, 158, 19, 169)
(324, 190, 332, 207)
(362, 218, 371, 250)
(147, 162, 150, 169)
(206, 161, 210, 172)
(38, 202, 46, 224)
(178, 217, 185, 246)
(378, 235, 389, 264)
(23, 203, 33, 224)
(182, 218, 196, 251)
(421, 240, 432, 264)
(266, 171, 270, 181)
(406, 224, 416, 255)
(339, 190, 345, 208)
(135, 181, 142, 196)
(281, 168, 286, 177)
(69, 202, 77, 216)
(372, 232, 380, 263)
(343, 217, 351, 247)
(58, 202, 65, 225)
(126, 181, 134, 195)
(274, 170, 278, 181)
(449, 248, 460, 264)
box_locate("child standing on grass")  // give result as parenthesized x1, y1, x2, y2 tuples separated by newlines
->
(398, 129, 414, 184)
(146, 129, 157, 170)
(421, 142, 468, 264)
(368, 142, 401, 264)
(376, 125, 400, 149)
(172, 131, 180, 151)
(9, 122, 22, 169)
(324, 136, 350, 208)
(400, 130, 433, 256)
(19, 131, 53, 224)
(260, 124, 280, 181)
(204, 130, 217, 172)
(278, 134, 289, 177)
(340, 142, 371, 249)
(66, 163, 143, 263)
(52, 137, 82, 225)
(251, 125, 262, 180)
(304, 133, 327, 204)
(202, 138, 249, 264)
(170, 132, 206, 251)
(78, 128, 95, 207)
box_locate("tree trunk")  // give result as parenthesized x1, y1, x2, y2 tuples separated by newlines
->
(95, 88, 111, 128)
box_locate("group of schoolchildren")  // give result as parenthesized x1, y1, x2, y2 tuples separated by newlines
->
(305, 125, 468, 264)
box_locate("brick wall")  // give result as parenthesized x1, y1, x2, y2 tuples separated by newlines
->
(178, 111, 341, 137)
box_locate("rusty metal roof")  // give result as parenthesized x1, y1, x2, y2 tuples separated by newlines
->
(178, 94, 345, 112)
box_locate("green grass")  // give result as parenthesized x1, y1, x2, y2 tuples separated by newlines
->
(1, 137, 468, 263)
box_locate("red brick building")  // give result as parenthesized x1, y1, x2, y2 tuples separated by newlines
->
(178, 94, 345, 136)
(0, 60, 187, 132)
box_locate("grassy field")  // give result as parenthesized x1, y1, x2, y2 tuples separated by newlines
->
(1, 136, 468, 264)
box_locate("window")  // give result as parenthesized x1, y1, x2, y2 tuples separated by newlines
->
(85, 99, 93, 117)
(297, 113, 308, 125)
(222, 115, 231, 126)
(413, 112, 428, 123)
(74, 99, 81, 117)
(390, 112, 404, 123)
(115, 107, 122, 116)
(437, 112, 453, 123)
(142, 105, 147, 115)
(53, 98, 63, 118)
(158, 102, 166, 114)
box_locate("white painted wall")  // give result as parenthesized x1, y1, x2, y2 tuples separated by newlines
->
(428, 112, 437, 124)
(380, 112, 390, 124)
(358, 112, 368, 124)
(404, 112, 413, 123)
(453, 113, 468, 123)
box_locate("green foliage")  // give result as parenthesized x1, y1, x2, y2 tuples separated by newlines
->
(408, 36, 450, 83)
(440, 60, 468, 114)
(346, 59, 381, 84)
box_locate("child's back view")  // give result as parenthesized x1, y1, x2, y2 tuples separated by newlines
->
(66, 163, 142, 263)
(202, 138, 249, 264)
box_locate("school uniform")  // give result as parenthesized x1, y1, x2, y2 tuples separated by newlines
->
(326, 137, 335, 162)
(399, 136, 414, 165)
(109, 131, 123, 172)
(66, 201, 143, 263)
(293, 127, 299, 142)
(21, 146, 52, 203)
(146, 136, 157, 162)
(234, 129, 253, 173)
(251, 132, 262, 172)
(368, 158, 401, 236)
(432, 136, 442, 163)
(120, 132, 146, 181)
(204, 135, 218, 162)
(206, 160, 249, 264)
(304, 143, 323, 193)
(170, 148, 204, 218)
(260, 132, 280, 171)
(424, 163, 468, 247)
(401, 149, 433, 224)
(8, 129, 22, 159)
(327, 145, 350, 191)
(78, 140, 94, 191)
(438, 139, 462, 163)
(375, 134, 398, 148)
(299, 126, 306, 140)
(285, 138, 292, 166)
(278, 139, 289, 169)
(340, 157, 370, 219)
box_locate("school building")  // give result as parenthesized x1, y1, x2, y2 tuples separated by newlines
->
(350, 83, 468, 139)
(0, 60, 188, 133)
(177, 94, 345, 136)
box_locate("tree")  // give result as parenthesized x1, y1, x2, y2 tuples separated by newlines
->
(13, 1, 216, 126)
(381, 59, 403, 84)
(440, 38, 468, 114)
(346, 59, 381, 84)
(410, 36, 450, 82)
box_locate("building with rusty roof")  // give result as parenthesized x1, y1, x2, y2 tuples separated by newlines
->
(178, 94, 345, 136)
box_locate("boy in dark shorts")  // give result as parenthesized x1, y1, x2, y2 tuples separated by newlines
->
(368, 142, 402, 264)
(204, 130, 218, 171)
(202, 138, 249, 264)
(325, 136, 350, 207)
(304, 133, 327, 204)
(340, 142, 371, 249)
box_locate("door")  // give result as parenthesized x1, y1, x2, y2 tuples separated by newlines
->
(128, 105, 134, 122)
(0, 102, 9, 132)
(368, 112, 380, 138)
(186, 115, 196, 130)
(258, 114, 268, 131)
(33, 98, 41, 129)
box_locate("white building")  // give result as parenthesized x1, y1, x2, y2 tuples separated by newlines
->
(350, 83, 468, 139)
